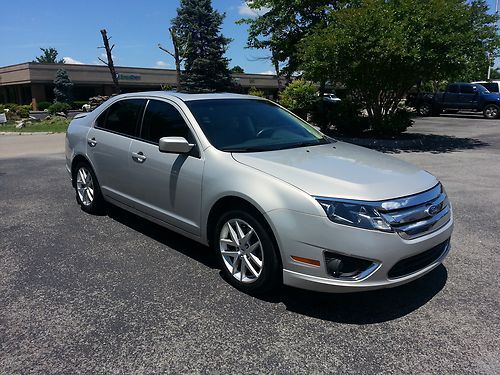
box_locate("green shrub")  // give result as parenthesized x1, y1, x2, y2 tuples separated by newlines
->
(16, 105, 31, 118)
(38, 101, 52, 111)
(48, 102, 71, 114)
(248, 86, 265, 97)
(328, 100, 369, 135)
(372, 110, 414, 136)
(279, 79, 318, 119)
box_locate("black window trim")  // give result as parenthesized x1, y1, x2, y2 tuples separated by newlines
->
(93, 97, 147, 140)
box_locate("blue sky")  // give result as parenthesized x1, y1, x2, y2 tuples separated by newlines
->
(1, 0, 498, 73)
(0, 0, 275, 74)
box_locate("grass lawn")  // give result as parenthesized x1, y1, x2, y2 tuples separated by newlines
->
(0, 118, 70, 133)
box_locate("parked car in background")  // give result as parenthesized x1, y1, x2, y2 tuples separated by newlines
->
(472, 80, 500, 93)
(408, 82, 500, 119)
(66, 92, 453, 294)
(322, 93, 342, 103)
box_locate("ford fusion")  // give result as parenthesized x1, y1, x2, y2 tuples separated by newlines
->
(65, 92, 453, 293)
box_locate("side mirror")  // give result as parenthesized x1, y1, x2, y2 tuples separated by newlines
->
(158, 136, 195, 154)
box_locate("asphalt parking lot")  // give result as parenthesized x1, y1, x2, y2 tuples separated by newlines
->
(1, 114, 499, 374)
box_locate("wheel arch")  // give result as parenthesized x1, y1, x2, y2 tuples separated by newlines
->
(70, 154, 94, 187)
(206, 195, 283, 268)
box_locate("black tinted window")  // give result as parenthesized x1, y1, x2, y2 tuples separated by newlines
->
(480, 82, 498, 92)
(460, 84, 474, 94)
(99, 99, 145, 136)
(140, 100, 192, 143)
(447, 84, 459, 93)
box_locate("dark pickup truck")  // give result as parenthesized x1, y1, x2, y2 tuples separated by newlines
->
(408, 82, 500, 119)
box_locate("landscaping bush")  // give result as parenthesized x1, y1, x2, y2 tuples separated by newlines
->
(16, 105, 31, 118)
(38, 101, 52, 111)
(371, 110, 414, 136)
(279, 79, 318, 119)
(48, 102, 71, 114)
(327, 100, 369, 135)
(0, 104, 31, 119)
(248, 86, 265, 97)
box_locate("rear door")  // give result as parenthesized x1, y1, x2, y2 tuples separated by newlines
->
(86, 98, 146, 206)
(128, 99, 205, 235)
(459, 84, 477, 110)
(442, 84, 460, 108)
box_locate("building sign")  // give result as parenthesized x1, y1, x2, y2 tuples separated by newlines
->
(116, 73, 141, 81)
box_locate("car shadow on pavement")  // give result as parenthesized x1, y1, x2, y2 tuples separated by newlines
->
(264, 265, 448, 324)
(105, 204, 447, 324)
(338, 134, 488, 154)
(106, 204, 218, 270)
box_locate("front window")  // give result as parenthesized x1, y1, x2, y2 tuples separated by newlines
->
(185, 99, 329, 152)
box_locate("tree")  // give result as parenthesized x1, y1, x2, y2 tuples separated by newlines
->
(98, 29, 120, 94)
(279, 79, 318, 119)
(230, 65, 245, 73)
(158, 27, 190, 90)
(298, 0, 499, 130)
(238, 1, 337, 77)
(53, 69, 73, 103)
(172, 0, 232, 92)
(34, 47, 65, 64)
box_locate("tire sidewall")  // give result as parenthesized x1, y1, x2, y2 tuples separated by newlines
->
(213, 209, 281, 294)
(483, 104, 500, 119)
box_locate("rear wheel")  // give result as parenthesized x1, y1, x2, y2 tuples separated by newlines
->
(74, 162, 105, 214)
(417, 102, 433, 117)
(483, 104, 500, 119)
(213, 210, 281, 294)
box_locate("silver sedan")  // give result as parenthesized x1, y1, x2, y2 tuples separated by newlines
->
(65, 92, 453, 294)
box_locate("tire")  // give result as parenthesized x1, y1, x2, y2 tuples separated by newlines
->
(417, 102, 433, 117)
(483, 104, 500, 119)
(213, 209, 281, 294)
(73, 162, 106, 214)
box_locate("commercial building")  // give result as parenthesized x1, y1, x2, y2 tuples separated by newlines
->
(0, 62, 281, 107)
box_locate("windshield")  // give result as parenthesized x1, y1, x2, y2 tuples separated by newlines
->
(185, 99, 329, 152)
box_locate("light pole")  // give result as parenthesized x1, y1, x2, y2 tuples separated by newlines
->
(489, 0, 500, 80)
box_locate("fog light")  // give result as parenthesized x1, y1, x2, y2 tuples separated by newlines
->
(324, 252, 375, 279)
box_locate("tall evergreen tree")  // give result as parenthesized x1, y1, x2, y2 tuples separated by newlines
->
(172, 0, 232, 92)
(34, 47, 65, 64)
(53, 69, 73, 103)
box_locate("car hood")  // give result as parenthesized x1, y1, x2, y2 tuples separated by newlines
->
(232, 141, 438, 201)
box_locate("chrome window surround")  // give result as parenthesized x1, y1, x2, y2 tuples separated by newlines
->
(315, 183, 451, 240)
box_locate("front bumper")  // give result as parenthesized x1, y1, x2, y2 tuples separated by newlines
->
(265, 208, 453, 293)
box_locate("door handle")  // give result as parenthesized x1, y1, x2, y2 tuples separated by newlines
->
(131, 151, 147, 163)
(87, 137, 97, 147)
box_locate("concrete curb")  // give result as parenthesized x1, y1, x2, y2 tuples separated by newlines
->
(0, 132, 64, 136)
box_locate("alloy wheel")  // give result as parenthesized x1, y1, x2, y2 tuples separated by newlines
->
(485, 105, 498, 119)
(76, 166, 94, 206)
(219, 219, 264, 283)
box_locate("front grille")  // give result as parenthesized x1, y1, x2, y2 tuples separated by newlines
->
(388, 239, 450, 279)
(378, 184, 451, 239)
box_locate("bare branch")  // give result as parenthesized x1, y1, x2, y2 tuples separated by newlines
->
(110, 44, 115, 51)
(97, 57, 108, 65)
(158, 43, 175, 58)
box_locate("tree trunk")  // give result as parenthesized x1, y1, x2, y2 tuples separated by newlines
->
(169, 28, 183, 91)
(100, 29, 120, 94)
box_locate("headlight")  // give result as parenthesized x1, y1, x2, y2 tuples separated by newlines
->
(315, 198, 392, 232)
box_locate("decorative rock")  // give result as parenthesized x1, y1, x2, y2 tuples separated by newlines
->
(56, 112, 67, 118)
(15, 121, 25, 129)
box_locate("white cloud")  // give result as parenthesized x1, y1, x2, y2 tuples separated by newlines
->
(154, 60, 170, 68)
(258, 70, 275, 75)
(238, 2, 270, 17)
(63, 56, 84, 64)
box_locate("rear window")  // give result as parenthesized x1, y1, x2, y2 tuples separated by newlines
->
(478, 82, 499, 92)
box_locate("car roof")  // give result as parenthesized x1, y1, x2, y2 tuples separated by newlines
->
(113, 91, 263, 102)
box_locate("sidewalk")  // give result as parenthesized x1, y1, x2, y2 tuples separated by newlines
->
(0, 133, 65, 159)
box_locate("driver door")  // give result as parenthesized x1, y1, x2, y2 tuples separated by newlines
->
(127, 99, 204, 236)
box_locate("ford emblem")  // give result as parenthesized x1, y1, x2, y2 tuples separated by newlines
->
(426, 204, 440, 216)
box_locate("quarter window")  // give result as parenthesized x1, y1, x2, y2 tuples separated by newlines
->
(96, 99, 145, 137)
(140, 100, 193, 143)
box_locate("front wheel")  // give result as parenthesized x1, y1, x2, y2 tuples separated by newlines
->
(213, 210, 281, 294)
(483, 104, 500, 119)
(417, 102, 433, 117)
